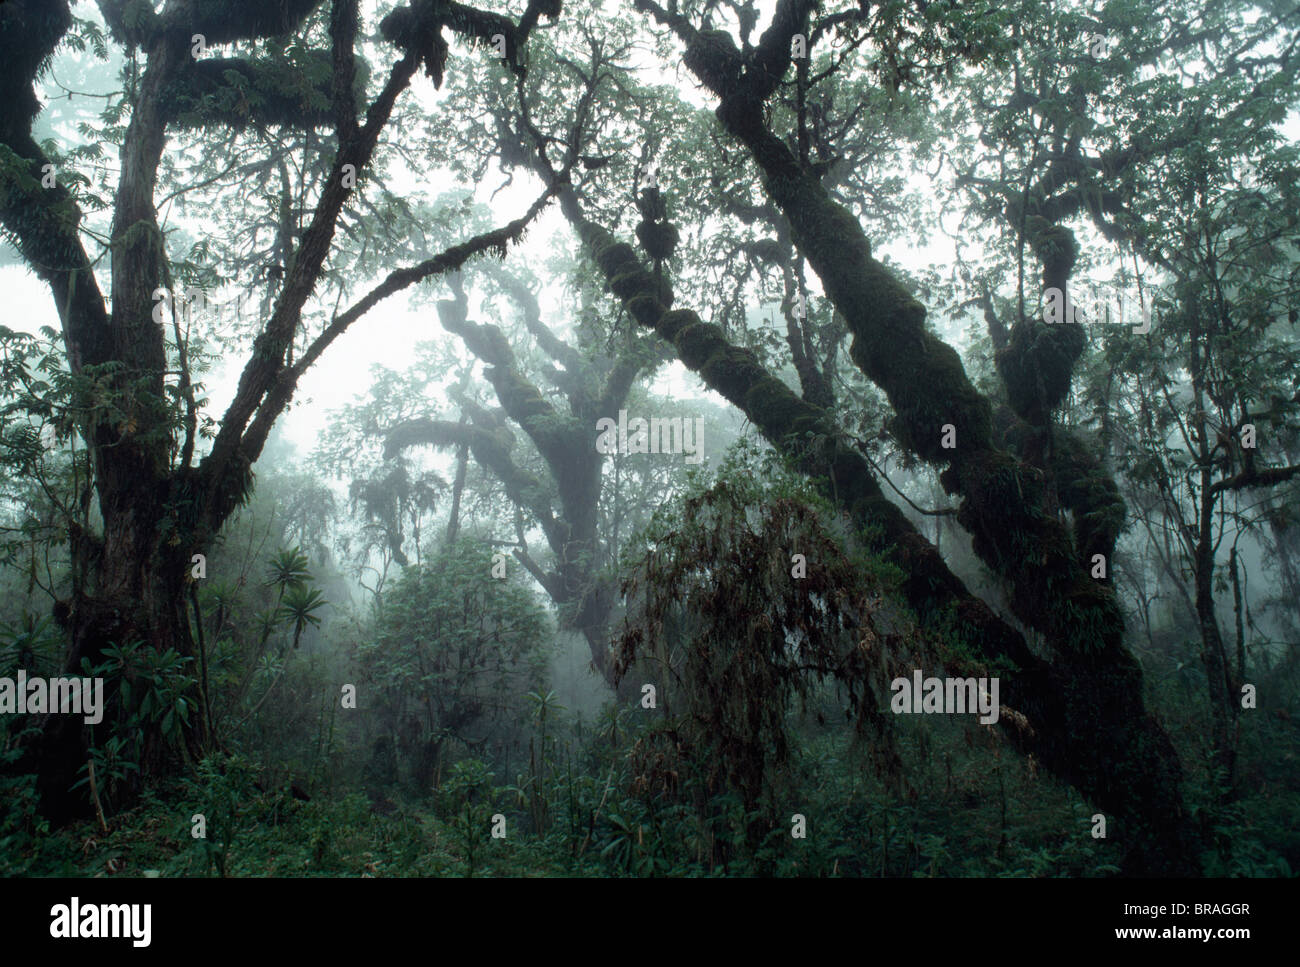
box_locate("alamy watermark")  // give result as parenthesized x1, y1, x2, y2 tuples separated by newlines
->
(152, 285, 254, 327)
(595, 409, 705, 464)
(50, 898, 151, 947)
(1042, 284, 1154, 334)
(0, 671, 103, 724)
(890, 670, 1000, 725)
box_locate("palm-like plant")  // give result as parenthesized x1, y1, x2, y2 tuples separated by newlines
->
(241, 585, 329, 724)
(199, 581, 241, 639)
(265, 547, 311, 596)
(0, 614, 65, 676)
(236, 549, 326, 724)
(257, 547, 312, 652)
(279, 585, 328, 651)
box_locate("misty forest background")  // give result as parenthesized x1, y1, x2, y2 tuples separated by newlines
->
(1, 0, 1299, 878)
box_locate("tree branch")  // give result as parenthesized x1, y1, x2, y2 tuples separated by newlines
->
(1210, 462, 1300, 496)
(201, 42, 424, 514)
(383, 416, 560, 544)
(234, 188, 559, 485)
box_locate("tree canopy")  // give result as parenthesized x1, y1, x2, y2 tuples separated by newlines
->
(1, 0, 1298, 881)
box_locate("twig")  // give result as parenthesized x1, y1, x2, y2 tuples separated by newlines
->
(577, 764, 616, 857)
(87, 759, 109, 833)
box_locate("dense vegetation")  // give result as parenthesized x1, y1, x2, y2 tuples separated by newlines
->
(1, 0, 1298, 878)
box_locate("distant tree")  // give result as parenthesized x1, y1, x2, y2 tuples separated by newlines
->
(362, 538, 551, 792)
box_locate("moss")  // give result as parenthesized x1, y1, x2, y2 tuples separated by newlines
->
(625, 292, 662, 326)
(1025, 217, 1079, 291)
(636, 219, 679, 261)
(684, 29, 744, 95)
(709, 102, 1136, 671)
(609, 268, 650, 300)
(160, 56, 337, 131)
(739, 377, 823, 441)
(592, 239, 639, 278)
(672, 320, 723, 369)
(697, 344, 762, 403)
(876, 336, 994, 464)
(658, 310, 695, 341)
(996, 318, 1086, 424)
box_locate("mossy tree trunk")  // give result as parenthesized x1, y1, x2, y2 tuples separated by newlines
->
(0, 0, 556, 819)
(386, 271, 667, 686)
(608, 0, 1199, 872)
(552, 175, 1198, 873)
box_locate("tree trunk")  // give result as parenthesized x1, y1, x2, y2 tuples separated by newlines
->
(446, 414, 471, 543)
(27, 498, 207, 821)
(568, 202, 1201, 875)
(1195, 510, 1237, 790)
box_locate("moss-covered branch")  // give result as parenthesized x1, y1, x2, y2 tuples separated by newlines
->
(384, 415, 561, 548)
(666, 16, 1134, 673)
(158, 56, 339, 131)
(565, 188, 1198, 874)
(434, 277, 598, 535)
(201, 43, 423, 515)
(380, 0, 562, 85)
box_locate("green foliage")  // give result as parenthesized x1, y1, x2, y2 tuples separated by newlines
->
(441, 758, 502, 876)
(279, 585, 327, 649)
(88, 641, 196, 747)
(0, 726, 47, 873)
(359, 538, 552, 794)
(4, 0, 1300, 883)
(265, 546, 311, 593)
(67, 640, 197, 813)
(615, 440, 909, 859)
(182, 754, 260, 877)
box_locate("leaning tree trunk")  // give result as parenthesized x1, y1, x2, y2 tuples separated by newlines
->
(561, 188, 1200, 875)
(632, 11, 1200, 871)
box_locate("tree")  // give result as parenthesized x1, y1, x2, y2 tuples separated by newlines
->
(4, 0, 1293, 878)
(485, 0, 1253, 872)
(0, 0, 560, 819)
(362, 538, 551, 792)
(381, 262, 675, 682)
(617, 442, 904, 854)
(952, 0, 1300, 793)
